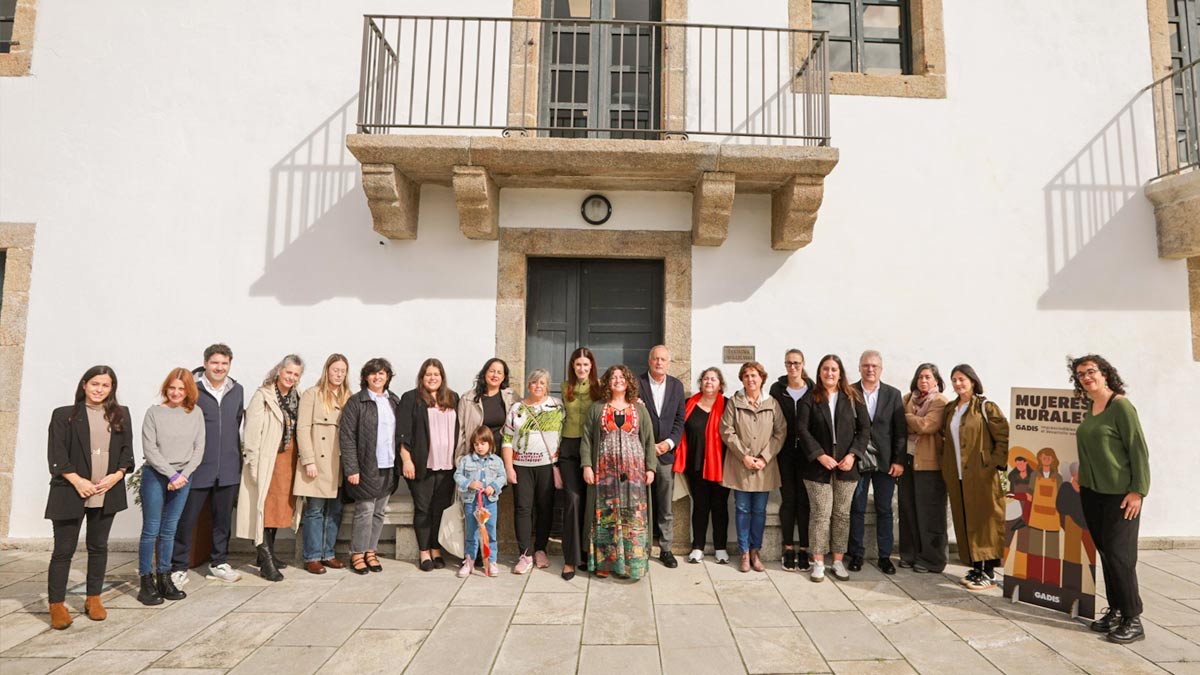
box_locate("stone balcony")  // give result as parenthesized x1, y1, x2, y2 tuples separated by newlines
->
(1144, 170, 1200, 361)
(345, 134, 839, 251)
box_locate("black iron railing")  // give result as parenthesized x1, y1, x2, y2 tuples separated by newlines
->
(357, 14, 830, 145)
(1149, 57, 1200, 178)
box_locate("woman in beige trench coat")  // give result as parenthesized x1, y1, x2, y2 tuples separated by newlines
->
(294, 354, 352, 574)
(237, 355, 304, 581)
(942, 363, 1009, 592)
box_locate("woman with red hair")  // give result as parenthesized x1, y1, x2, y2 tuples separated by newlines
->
(137, 368, 206, 606)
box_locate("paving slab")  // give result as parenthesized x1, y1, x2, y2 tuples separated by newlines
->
(767, 568, 856, 612)
(317, 568, 403, 603)
(649, 559, 718, 605)
(513, 591, 586, 624)
(829, 661, 919, 675)
(1126, 617, 1200, 663)
(236, 577, 338, 613)
(798, 610, 900, 661)
(732, 625, 829, 674)
(919, 596, 1001, 621)
(524, 562, 590, 593)
(0, 611, 50, 653)
(0, 581, 47, 617)
(492, 624, 582, 675)
(404, 605, 512, 674)
(892, 636, 1002, 675)
(946, 618, 1089, 675)
(582, 577, 656, 645)
(1004, 609, 1168, 675)
(361, 574, 462, 630)
(52, 649, 166, 674)
(315, 628, 426, 673)
(577, 645, 662, 675)
(1139, 565, 1200, 600)
(269, 602, 374, 647)
(715, 579, 798, 628)
(100, 585, 262, 650)
(227, 645, 336, 674)
(2, 607, 153, 657)
(156, 610, 295, 668)
(0, 657, 71, 674)
(452, 565, 530, 606)
(656, 604, 745, 675)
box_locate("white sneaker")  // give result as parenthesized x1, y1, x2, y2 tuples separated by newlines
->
(687, 549, 703, 564)
(811, 561, 826, 582)
(170, 570, 189, 589)
(831, 560, 850, 581)
(714, 550, 730, 564)
(207, 563, 242, 582)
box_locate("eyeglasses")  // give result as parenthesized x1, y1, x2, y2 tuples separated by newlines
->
(861, 364, 881, 370)
(1075, 368, 1100, 379)
(784, 361, 804, 367)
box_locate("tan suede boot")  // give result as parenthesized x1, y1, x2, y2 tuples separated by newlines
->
(49, 601, 73, 630)
(84, 595, 107, 621)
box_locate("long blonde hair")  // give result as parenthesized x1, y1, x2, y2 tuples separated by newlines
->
(317, 353, 352, 411)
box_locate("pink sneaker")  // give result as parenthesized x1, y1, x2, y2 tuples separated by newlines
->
(488, 562, 500, 577)
(513, 554, 533, 575)
(534, 550, 550, 569)
(457, 559, 474, 578)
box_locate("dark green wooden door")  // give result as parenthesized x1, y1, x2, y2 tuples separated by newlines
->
(526, 258, 664, 395)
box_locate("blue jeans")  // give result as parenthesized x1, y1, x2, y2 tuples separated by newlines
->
(139, 467, 191, 575)
(302, 496, 344, 562)
(464, 497, 499, 563)
(848, 471, 896, 558)
(734, 490, 770, 552)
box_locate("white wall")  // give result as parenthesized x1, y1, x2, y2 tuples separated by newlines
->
(1, 0, 1196, 539)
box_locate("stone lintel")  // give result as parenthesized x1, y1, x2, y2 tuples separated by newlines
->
(691, 172, 736, 246)
(770, 175, 824, 251)
(453, 166, 500, 240)
(1146, 170, 1200, 259)
(360, 163, 419, 240)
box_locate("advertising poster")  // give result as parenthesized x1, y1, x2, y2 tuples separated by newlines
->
(1004, 387, 1096, 619)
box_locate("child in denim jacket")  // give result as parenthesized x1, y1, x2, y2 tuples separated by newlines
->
(454, 425, 507, 577)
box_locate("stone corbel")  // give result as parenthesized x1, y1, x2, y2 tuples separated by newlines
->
(771, 175, 825, 250)
(691, 171, 736, 246)
(1145, 171, 1200, 259)
(453, 166, 500, 240)
(360, 164, 420, 240)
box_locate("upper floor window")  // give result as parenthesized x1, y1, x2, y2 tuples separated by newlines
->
(1168, 0, 1200, 163)
(812, 0, 909, 75)
(541, 0, 662, 139)
(0, 0, 17, 55)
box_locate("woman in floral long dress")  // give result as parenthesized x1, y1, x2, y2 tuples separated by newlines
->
(581, 365, 657, 580)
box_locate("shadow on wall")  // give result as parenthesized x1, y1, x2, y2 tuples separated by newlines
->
(249, 95, 495, 305)
(1039, 90, 1186, 310)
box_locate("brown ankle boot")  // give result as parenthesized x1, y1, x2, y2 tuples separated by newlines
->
(84, 595, 107, 621)
(49, 602, 73, 630)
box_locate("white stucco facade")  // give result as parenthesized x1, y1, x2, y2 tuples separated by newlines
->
(0, 0, 1195, 541)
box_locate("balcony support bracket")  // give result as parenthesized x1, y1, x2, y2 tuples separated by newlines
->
(771, 175, 825, 251)
(361, 163, 420, 240)
(692, 172, 736, 246)
(454, 166, 500, 241)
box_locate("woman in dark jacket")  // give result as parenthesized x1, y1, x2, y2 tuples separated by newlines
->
(768, 348, 814, 571)
(798, 354, 871, 583)
(45, 365, 135, 630)
(399, 358, 460, 572)
(340, 358, 401, 575)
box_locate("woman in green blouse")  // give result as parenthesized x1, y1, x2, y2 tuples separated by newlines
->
(1071, 354, 1150, 644)
(558, 348, 600, 580)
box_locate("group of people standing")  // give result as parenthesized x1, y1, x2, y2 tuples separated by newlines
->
(41, 345, 1150, 644)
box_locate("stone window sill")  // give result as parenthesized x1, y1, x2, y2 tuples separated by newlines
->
(829, 72, 947, 99)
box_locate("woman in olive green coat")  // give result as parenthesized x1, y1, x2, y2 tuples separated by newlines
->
(942, 364, 1009, 591)
(580, 364, 656, 580)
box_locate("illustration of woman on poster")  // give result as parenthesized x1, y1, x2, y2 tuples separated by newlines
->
(1027, 447, 1064, 585)
(1004, 446, 1036, 579)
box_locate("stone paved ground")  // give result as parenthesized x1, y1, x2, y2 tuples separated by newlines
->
(1, 547, 1199, 674)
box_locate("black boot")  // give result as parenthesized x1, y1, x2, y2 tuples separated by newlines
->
(1107, 616, 1145, 644)
(265, 528, 288, 569)
(256, 542, 284, 582)
(137, 574, 163, 606)
(156, 572, 186, 601)
(1091, 607, 1121, 633)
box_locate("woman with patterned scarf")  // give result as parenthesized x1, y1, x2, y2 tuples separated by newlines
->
(237, 354, 305, 581)
(898, 363, 949, 573)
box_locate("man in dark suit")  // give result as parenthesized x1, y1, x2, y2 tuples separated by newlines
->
(848, 350, 907, 575)
(639, 345, 687, 568)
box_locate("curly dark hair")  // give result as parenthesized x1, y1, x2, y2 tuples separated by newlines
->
(359, 357, 394, 391)
(599, 364, 639, 404)
(1068, 354, 1126, 399)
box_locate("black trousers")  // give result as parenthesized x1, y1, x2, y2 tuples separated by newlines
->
(513, 463, 555, 555)
(1081, 486, 1143, 618)
(777, 451, 810, 549)
(685, 472, 730, 551)
(408, 469, 456, 552)
(897, 469, 949, 571)
(171, 483, 237, 571)
(49, 508, 115, 603)
(557, 438, 588, 567)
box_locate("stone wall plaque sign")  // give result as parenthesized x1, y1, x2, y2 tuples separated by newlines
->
(722, 346, 755, 363)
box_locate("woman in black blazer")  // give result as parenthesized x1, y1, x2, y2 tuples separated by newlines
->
(45, 365, 135, 630)
(398, 358, 460, 571)
(797, 354, 871, 583)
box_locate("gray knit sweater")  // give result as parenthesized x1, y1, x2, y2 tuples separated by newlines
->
(141, 404, 206, 478)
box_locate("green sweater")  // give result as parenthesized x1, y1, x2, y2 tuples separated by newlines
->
(1075, 398, 1150, 497)
(560, 380, 595, 439)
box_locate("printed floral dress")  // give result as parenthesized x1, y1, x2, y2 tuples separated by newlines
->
(589, 403, 651, 579)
